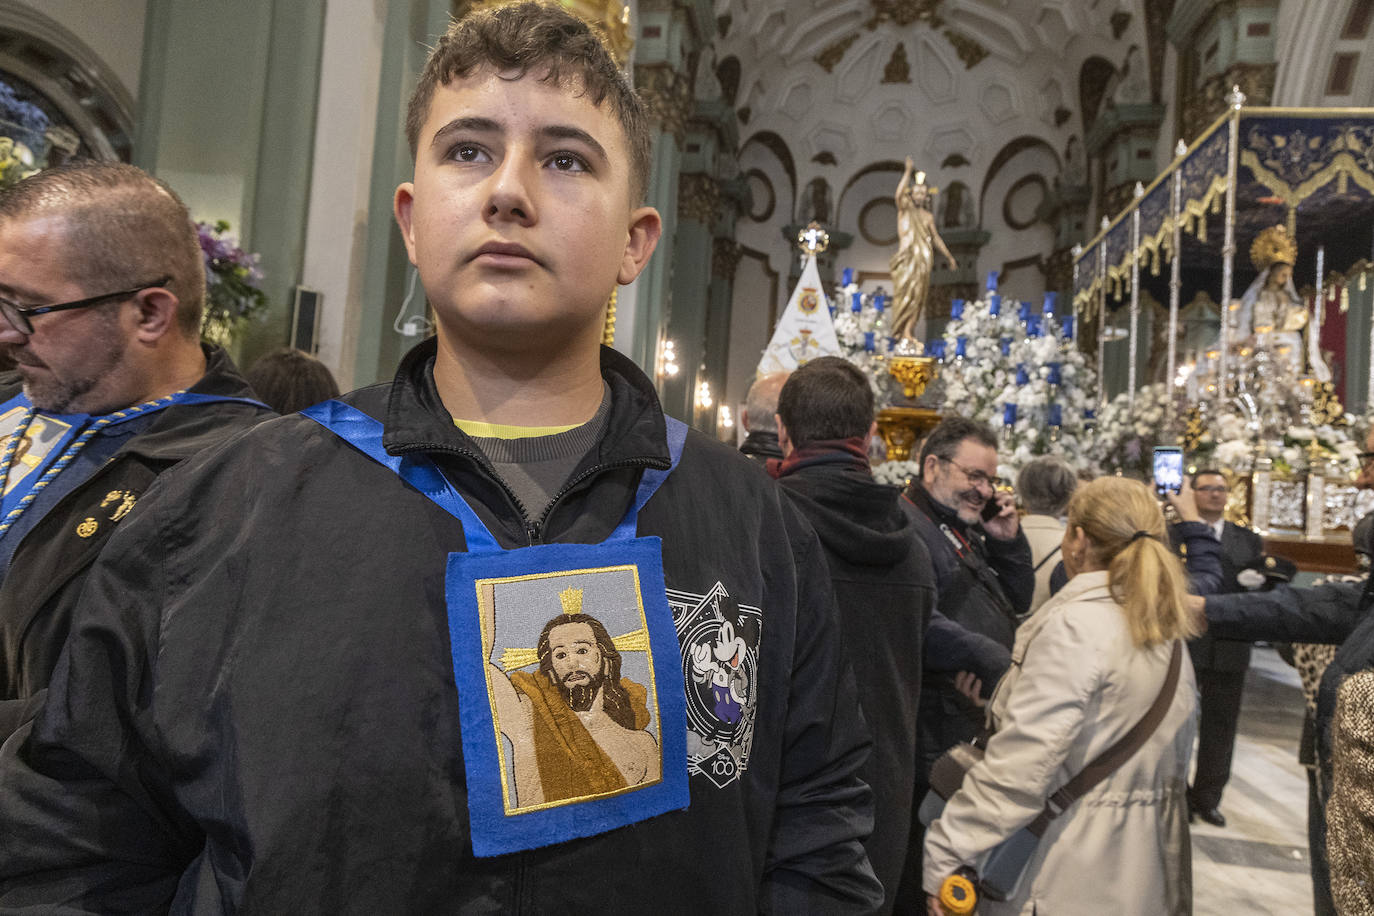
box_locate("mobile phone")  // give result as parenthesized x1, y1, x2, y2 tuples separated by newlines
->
(1152, 446, 1184, 497)
(981, 494, 1003, 522)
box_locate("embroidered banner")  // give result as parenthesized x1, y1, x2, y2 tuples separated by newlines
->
(449, 539, 689, 856)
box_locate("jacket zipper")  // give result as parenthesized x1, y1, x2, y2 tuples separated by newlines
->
(389, 442, 661, 548)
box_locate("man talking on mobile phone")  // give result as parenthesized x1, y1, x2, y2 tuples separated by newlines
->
(895, 416, 1033, 910)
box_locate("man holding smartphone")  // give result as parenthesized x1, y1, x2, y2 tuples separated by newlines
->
(897, 417, 1033, 910)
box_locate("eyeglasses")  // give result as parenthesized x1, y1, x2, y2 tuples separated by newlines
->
(0, 276, 172, 335)
(1194, 485, 1229, 494)
(937, 456, 1006, 491)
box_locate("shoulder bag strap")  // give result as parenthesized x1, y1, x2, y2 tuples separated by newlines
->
(1026, 639, 1183, 836)
(1033, 544, 1061, 574)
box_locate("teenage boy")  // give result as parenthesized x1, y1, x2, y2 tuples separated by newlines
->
(0, 5, 880, 912)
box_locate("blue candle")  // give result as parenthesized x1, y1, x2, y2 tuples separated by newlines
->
(1004, 403, 1017, 425)
(1000, 337, 1012, 357)
(841, 267, 854, 286)
(1018, 300, 1032, 321)
(929, 338, 946, 359)
(874, 293, 886, 312)
(1027, 315, 1042, 338)
(851, 291, 863, 312)
(955, 336, 967, 358)
(1043, 291, 1057, 315)
(989, 294, 1002, 316)
(1062, 316, 1075, 340)
(950, 298, 965, 319)
(1049, 403, 1063, 426)
(1083, 408, 1096, 421)
(1047, 362, 1062, 385)
(886, 336, 897, 352)
(986, 270, 999, 291)
(864, 331, 875, 352)
(1015, 364, 1029, 386)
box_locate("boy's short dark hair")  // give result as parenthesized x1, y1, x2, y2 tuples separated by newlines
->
(776, 357, 874, 448)
(406, 2, 651, 203)
(917, 416, 999, 470)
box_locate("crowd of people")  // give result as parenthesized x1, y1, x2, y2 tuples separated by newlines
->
(0, 3, 1370, 913)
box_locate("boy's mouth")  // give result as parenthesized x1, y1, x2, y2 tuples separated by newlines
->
(471, 241, 540, 266)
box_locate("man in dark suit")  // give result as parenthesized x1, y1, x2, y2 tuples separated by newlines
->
(1187, 468, 1264, 827)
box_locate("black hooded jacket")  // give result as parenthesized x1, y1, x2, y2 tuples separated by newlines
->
(777, 458, 933, 912)
(0, 339, 881, 914)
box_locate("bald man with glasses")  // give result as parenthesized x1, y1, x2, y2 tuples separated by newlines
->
(0, 162, 271, 739)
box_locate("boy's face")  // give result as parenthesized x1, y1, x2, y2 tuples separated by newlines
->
(395, 68, 660, 354)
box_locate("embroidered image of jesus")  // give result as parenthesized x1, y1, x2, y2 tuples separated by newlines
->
(481, 576, 662, 811)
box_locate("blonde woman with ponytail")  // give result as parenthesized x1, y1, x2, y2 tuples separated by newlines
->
(925, 477, 1199, 915)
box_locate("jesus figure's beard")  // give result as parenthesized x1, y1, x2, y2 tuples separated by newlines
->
(560, 672, 605, 712)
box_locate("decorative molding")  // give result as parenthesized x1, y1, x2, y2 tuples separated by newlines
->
(815, 33, 859, 74)
(744, 168, 775, 222)
(1003, 174, 1049, 230)
(859, 196, 899, 247)
(943, 30, 988, 69)
(882, 42, 913, 84)
(635, 63, 693, 142)
(866, 0, 944, 30)
(678, 172, 722, 224)
(1181, 61, 1275, 141)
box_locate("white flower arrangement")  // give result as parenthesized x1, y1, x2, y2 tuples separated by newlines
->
(937, 290, 1097, 477)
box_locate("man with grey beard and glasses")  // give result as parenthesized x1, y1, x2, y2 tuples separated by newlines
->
(0, 161, 271, 739)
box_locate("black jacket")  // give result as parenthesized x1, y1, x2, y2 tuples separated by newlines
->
(776, 457, 932, 913)
(0, 345, 271, 738)
(739, 429, 782, 462)
(0, 339, 881, 914)
(1187, 520, 1263, 673)
(902, 482, 1030, 778)
(1206, 577, 1374, 775)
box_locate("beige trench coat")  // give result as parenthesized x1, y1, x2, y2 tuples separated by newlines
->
(923, 570, 1197, 915)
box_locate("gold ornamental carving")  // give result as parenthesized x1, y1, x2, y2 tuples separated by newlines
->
(815, 34, 859, 73)
(678, 173, 721, 225)
(712, 237, 741, 282)
(943, 30, 988, 69)
(866, 0, 944, 29)
(882, 43, 912, 84)
(635, 64, 692, 143)
(876, 406, 943, 462)
(887, 355, 937, 400)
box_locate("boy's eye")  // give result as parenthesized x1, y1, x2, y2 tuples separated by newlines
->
(548, 153, 588, 173)
(451, 144, 489, 163)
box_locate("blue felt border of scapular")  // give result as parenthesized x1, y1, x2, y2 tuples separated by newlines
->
(446, 538, 689, 857)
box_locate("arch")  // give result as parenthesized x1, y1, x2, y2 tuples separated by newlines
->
(836, 158, 903, 227)
(740, 130, 797, 216)
(716, 55, 741, 106)
(1078, 55, 1117, 134)
(979, 135, 1060, 225)
(0, 1, 134, 161)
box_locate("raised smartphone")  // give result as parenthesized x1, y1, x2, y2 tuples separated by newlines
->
(1152, 446, 1184, 497)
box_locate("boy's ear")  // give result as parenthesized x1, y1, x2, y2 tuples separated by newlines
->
(393, 182, 420, 265)
(617, 206, 662, 286)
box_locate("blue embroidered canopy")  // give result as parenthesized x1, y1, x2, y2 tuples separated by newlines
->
(1073, 107, 1374, 318)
